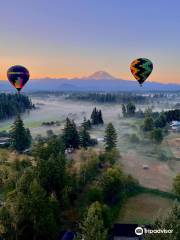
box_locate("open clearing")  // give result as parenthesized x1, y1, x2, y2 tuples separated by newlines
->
(117, 193, 174, 224)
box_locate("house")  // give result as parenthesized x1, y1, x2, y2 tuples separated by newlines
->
(170, 121, 180, 127)
(111, 224, 144, 240)
(170, 121, 180, 132)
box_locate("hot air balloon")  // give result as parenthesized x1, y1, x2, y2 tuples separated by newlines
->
(130, 58, 153, 86)
(7, 65, 30, 92)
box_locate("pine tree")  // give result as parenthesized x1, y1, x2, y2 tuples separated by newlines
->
(62, 118, 80, 149)
(80, 202, 107, 240)
(82, 117, 92, 130)
(104, 123, 117, 151)
(10, 115, 31, 152)
(122, 104, 126, 117)
(126, 102, 136, 116)
(79, 127, 91, 148)
(91, 108, 104, 125)
(91, 107, 98, 125)
(98, 110, 104, 124)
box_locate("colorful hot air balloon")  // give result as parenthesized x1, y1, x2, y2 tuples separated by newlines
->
(130, 58, 153, 86)
(7, 65, 30, 92)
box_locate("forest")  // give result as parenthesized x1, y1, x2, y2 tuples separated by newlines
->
(0, 93, 34, 120)
(0, 103, 179, 240)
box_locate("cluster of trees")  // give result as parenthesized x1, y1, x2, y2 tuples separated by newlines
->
(67, 92, 147, 104)
(0, 93, 34, 120)
(0, 137, 66, 239)
(91, 108, 104, 125)
(62, 117, 117, 150)
(142, 109, 180, 144)
(122, 102, 136, 117)
(0, 113, 179, 239)
(0, 124, 138, 240)
(62, 117, 97, 149)
(143, 114, 165, 144)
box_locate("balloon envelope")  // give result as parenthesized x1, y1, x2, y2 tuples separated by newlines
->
(130, 58, 153, 85)
(7, 65, 30, 92)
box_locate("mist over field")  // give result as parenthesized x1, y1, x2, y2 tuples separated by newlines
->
(1, 92, 179, 192)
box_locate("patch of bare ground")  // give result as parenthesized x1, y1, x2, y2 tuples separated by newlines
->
(119, 150, 175, 192)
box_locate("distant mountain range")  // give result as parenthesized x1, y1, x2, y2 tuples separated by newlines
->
(0, 71, 180, 92)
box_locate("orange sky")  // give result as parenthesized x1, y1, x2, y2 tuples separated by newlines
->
(0, 60, 179, 84)
(0, 1, 180, 85)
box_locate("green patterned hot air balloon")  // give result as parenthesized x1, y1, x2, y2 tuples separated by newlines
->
(130, 58, 153, 86)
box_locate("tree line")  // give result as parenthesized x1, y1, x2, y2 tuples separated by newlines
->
(67, 92, 147, 104)
(0, 93, 34, 120)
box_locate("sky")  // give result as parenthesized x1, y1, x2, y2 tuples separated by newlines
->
(0, 0, 180, 83)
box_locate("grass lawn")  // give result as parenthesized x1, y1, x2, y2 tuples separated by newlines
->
(117, 193, 174, 224)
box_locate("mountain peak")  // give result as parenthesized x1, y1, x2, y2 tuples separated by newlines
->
(86, 71, 116, 80)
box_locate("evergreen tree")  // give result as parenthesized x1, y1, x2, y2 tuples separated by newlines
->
(80, 201, 107, 240)
(62, 118, 80, 149)
(79, 127, 91, 148)
(122, 104, 126, 117)
(10, 115, 31, 152)
(82, 117, 92, 130)
(91, 107, 98, 125)
(98, 110, 104, 124)
(104, 123, 117, 151)
(91, 108, 104, 125)
(126, 102, 136, 116)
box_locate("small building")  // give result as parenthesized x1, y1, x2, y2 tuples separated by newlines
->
(97, 137, 105, 142)
(170, 121, 180, 132)
(170, 121, 180, 127)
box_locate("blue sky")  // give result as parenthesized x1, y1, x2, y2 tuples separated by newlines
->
(0, 0, 180, 83)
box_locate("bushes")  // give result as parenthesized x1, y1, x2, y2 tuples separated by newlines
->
(78, 155, 100, 188)
(86, 187, 103, 204)
(150, 128, 163, 144)
(99, 149, 119, 165)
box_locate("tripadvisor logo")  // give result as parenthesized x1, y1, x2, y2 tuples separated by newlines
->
(135, 227, 144, 236)
(135, 226, 173, 236)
